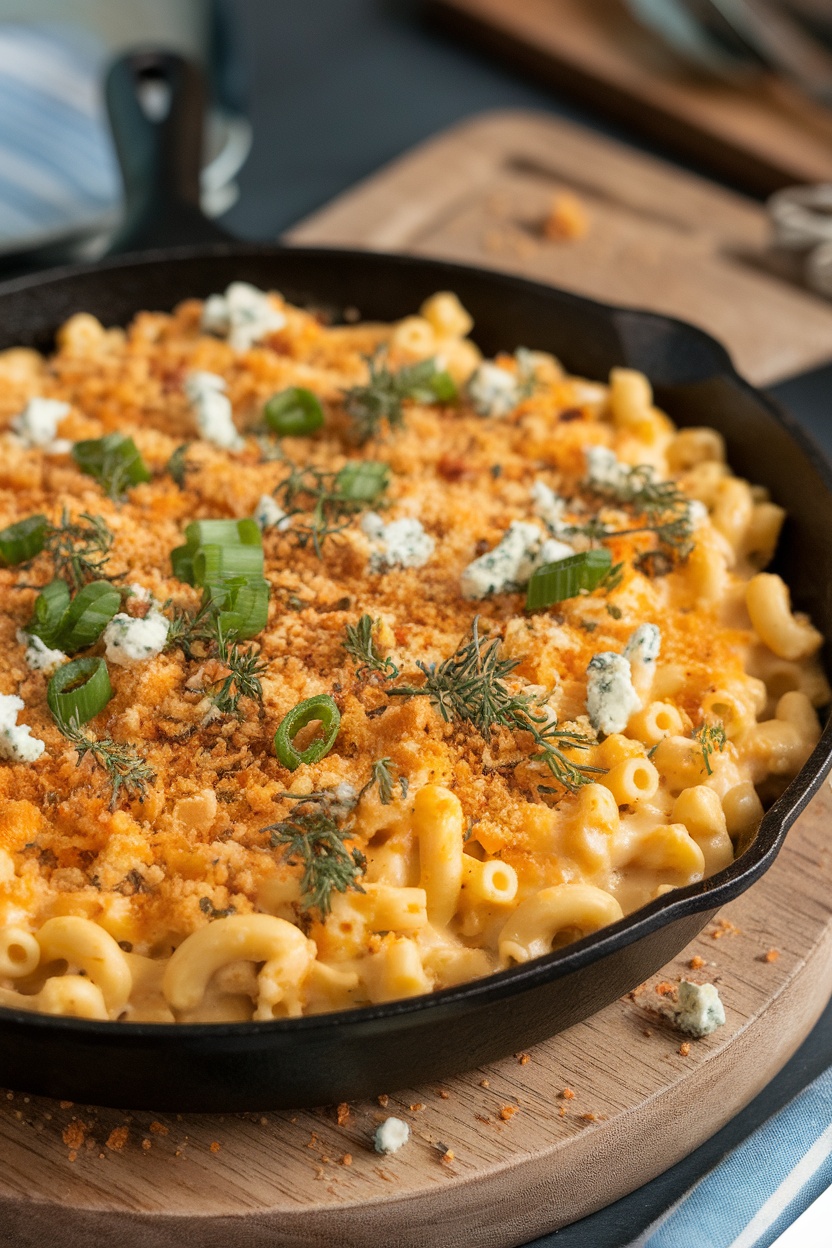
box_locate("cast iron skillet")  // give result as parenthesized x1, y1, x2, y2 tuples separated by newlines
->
(0, 54, 830, 1111)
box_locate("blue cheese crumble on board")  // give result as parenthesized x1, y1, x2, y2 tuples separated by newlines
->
(10, 397, 71, 449)
(373, 1117, 410, 1155)
(201, 281, 286, 351)
(103, 607, 170, 666)
(673, 981, 726, 1037)
(586, 652, 641, 736)
(361, 513, 434, 572)
(0, 695, 44, 763)
(16, 631, 66, 675)
(184, 371, 244, 451)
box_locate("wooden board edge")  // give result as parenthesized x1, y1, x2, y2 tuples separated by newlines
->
(2, 898, 829, 1247)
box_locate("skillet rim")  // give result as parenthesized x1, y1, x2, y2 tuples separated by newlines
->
(0, 240, 830, 1040)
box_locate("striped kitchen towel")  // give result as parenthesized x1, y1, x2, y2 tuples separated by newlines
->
(628, 1063, 832, 1248)
(0, 22, 118, 246)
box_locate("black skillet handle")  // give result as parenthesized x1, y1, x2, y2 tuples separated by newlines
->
(105, 50, 233, 255)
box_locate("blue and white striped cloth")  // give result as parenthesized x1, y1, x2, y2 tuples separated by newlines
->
(0, 22, 118, 246)
(626, 1066, 832, 1248)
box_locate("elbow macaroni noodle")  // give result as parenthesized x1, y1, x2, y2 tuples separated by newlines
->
(0, 290, 826, 1022)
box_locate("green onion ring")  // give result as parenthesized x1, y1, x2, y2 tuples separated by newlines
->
(54, 581, 121, 654)
(0, 514, 48, 566)
(72, 433, 151, 495)
(335, 460, 390, 504)
(47, 656, 112, 728)
(273, 694, 341, 771)
(28, 579, 71, 646)
(264, 387, 324, 438)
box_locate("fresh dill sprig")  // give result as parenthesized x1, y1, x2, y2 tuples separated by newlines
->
(571, 465, 696, 575)
(61, 719, 155, 810)
(163, 596, 217, 659)
(165, 443, 192, 488)
(694, 722, 727, 776)
(44, 509, 115, 591)
(208, 632, 268, 718)
(264, 787, 366, 916)
(262, 760, 407, 914)
(389, 618, 600, 794)
(343, 614, 399, 678)
(362, 757, 408, 805)
(274, 459, 388, 557)
(342, 352, 456, 445)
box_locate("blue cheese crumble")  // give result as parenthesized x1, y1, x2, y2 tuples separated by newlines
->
(16, 630, 66, 675)
(623, 624, 661, 670)
(184, 371, 243, 450)
(373, 1117, 410, 1155)
(586, 652, 641, 735)
(0, 694, 45, 763)
(253, 494, 290, 532)
(103, 607, 170, 666)
(584, 446, 632, 493)
(673, 981, 726, 1037)
(10, 397, 71, 449)
(201, 281, 286, 351)
(460, 522, 569, 600)
(361, 513, 434, 572)
(467, 361, 521, 417)
(531, 480, 570, 538)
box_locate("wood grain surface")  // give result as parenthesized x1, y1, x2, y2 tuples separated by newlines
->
(287, 110, 832, 386)
(427, 0, 832, 195)
(0, 776, 830, 1247)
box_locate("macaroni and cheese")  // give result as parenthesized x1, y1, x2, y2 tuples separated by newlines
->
(0, 285, 826, 1023)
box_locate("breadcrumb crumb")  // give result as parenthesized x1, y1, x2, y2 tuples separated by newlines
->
(106, 1126, 129, 1151)
(499, 1104, 518, 1122)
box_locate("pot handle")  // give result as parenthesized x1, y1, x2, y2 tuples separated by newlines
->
(105, 50, 233, 255)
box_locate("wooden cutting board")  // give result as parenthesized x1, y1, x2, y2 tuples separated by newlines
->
(427, 0, 832, 196)
(0, 781, 830, 1247)
(287, 109, 832, 386)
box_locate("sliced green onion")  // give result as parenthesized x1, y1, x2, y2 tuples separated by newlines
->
(47, 656, 112, 728)
(273, 694, 341, 771)
(72, 433, 151, 497)
(194, 542, 264, 590)
(264, 387, 325, 437)
(183, 518, 262, 551)
(173, 518, 263, 584)
(54, 581, 121, 654)
(215, 577, 270, 640)
(29, 579, 71, 646)
(526, 549, 613, 612)
(0, 514, 48, 566)
(335, 460, 390, 504)
(170, 544, 195, 584)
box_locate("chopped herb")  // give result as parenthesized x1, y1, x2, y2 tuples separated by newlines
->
(389, 617, 601, 794)
(601, 562, 625, 594)
(265, 791, 366, 916)
(262, 760, 407, 914)
(579, 620, 598, 633)
(606, 603, 622, 620)
(60, 718, 155, 810)
(694, 723, 727, 775)
(343, 614, 399, 678)
(163, 597, 217, 659)
(166, 443, 192, 487)
(43, 509, 115, 591)
(274, 458, 390, 557)
(343, 352, 456, 445)
(571, 466, 695, 575)
(208, 632, 268, 718)
(362, 757, 408, 805)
